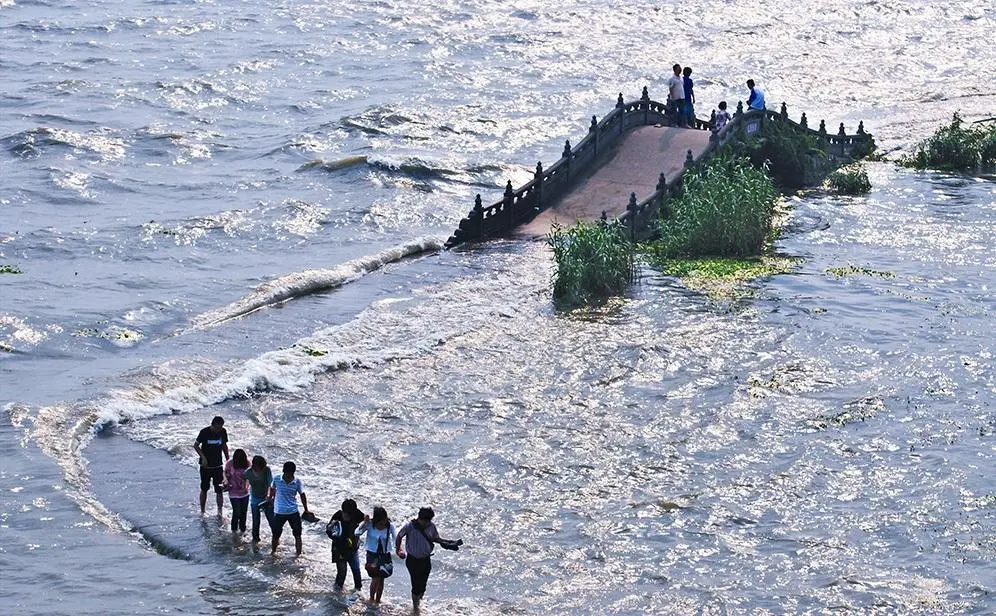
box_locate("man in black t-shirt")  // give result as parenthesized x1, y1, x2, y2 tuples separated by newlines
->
(193, 416, 229, 516)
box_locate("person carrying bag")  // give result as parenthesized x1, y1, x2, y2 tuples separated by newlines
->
(395, 507, 463, 613)
(326, 498, 366, 592)
(357, 506, 396, 604)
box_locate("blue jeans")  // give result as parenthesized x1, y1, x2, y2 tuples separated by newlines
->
(249, 496, 273, 542)
(684, 100, 695, 126)
(335, 549, 362, 590)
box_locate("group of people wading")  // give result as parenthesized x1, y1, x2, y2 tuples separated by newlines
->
(194, 415, 462, 612)
(665, 62, 766, 129)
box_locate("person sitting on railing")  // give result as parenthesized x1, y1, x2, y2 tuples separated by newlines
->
(667, 64, 685, 127)
(746, 79, 766, 111)
(714, 101, 731, 131)
(682, 67, 696, 127)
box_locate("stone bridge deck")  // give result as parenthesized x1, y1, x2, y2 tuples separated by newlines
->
(513, 126, 711, 239)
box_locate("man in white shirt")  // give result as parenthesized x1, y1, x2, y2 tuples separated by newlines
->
(667, 64, 685, 127)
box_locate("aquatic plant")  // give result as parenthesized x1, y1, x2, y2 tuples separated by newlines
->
(900, 114, 996, 173)
(652, 256, 798, 300)
(826, 164, 872, 194)
(650, 155, 778, 258)
(548, 220, 635, 306)
(738, 119, 830, 188)
(0, 264, 22, 274)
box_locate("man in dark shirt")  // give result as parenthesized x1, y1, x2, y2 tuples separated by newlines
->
(193, 416, 229, 516)
(395, 507, 461, 613)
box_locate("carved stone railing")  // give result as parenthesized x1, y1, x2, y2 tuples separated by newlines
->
(445, 90, 873, 248)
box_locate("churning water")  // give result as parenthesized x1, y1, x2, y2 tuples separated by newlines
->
(1, 1, 995, 614)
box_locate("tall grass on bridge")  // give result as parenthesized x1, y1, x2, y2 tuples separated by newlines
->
(900, 113, 996, 173)
(651, 155, 778, 259)
(548, 220, 635, 306)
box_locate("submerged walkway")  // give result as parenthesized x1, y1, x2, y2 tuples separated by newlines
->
(513, 126, 711, 239)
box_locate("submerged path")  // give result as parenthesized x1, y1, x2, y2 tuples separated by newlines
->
(514, 126, 710, 239)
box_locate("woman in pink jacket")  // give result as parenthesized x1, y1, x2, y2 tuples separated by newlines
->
(223, 448, 251, 534)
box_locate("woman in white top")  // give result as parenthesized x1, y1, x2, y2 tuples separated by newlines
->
(355, 506, 396, 604)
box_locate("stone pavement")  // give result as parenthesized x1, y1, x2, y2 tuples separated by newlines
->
(514, 125, 711, 239)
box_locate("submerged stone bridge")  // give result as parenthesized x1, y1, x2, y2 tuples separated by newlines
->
(444, 87, 873, 248)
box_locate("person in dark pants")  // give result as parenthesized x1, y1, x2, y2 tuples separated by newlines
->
(395, 507, 462, 613)
(329, 498, 366, 591)
(243, 455, 273, 543)
(268, 461, 310, 556)
(193, 416, 229, 516)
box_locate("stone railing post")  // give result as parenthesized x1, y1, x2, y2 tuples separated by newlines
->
(534, 161, 544, 212)
(563, 139, 572, 181)
(819, 119, 827, 136)
(590, 115, 598, 157)
(642, 86, 650, 124)
(838, 122, 846, 137)
(503, 180, 515, 229)
(473, 194, 484, 239)
(641, 86, 650, 102)
(627, 192, 638, 241)
(780, 102, 788, 120)
(800, 112, 808, 129)
(710, 109, 716, 129)
(736, 101, 744, 117)
(656, 172, 667, 212)
(684, 149, 694, 169)
(857, 121, 866, 135)
(616, 93, 625, 109)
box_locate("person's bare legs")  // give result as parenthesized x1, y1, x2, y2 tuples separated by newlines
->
(199, 490, 207, 514)
(374, 578, 384, 603)
(215, 491, 224, 517)
(294, 534, 302, 556)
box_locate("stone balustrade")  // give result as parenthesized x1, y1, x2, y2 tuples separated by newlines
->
(444, 89, 873, 248)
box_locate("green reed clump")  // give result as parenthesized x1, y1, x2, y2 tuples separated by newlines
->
(740, 119, 830, 188)
(650, 155, 778, 259)
(826, 164, 872, 194)
(548, 220, 636, 306)
(900, 114, 996, 173)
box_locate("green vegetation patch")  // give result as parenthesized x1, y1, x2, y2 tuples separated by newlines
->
(548, 220, 635, 307)
(0, 264, 22, 274)
(900, 113, 996, 173)
(825, 164, 872, 194)
(298, 346, 328, 357)
(826, 265, 895, 278)
(739, 119, 831, 188)
(652, 155, 778, 258)
(653, 256, 798, 299)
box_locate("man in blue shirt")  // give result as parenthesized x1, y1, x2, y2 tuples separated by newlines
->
(746, 79, 766, 111)
(269, 461, 311, 556)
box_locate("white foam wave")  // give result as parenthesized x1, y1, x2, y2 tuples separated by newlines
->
(189, 236, 442, 329)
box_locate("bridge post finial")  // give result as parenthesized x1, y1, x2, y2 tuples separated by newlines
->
(819, 120, 827, 135)
(656, 172, 667, 192)
(641, 86, 650, 102)
(857, 121, 865, 135)
(617, 93, 625, 108)
(627, 193, 638, 240)
(601, 210, 608, 222)
(504, 180, 514, 197)
(800, 112, 808, 129)
(504, 181, 515, 228)
(590, 115, 598, 132)
(535, 161, 543, 177)
(684, 149, 694, 168)
(710, 108, 717, 127)
(736, 101, 744, 116)
(780, 102, 788, 119)
(473, 194, 484, 238)
(563, 139, 572, 159)
(838, 122, 846, 136)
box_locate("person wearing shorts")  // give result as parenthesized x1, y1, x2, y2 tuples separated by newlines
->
(193, 416, 229, 516)
(269, 461, 310, 556)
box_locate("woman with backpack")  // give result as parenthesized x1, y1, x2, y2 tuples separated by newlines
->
(356, 506, 396, 604)
(326, 498, 366, 592)
(243, 455, 273, 543)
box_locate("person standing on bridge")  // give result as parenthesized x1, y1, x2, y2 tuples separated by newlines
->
(746, 79, 766, 111)
(667, 64, 685, 127)
(682, 66, 696, 126)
